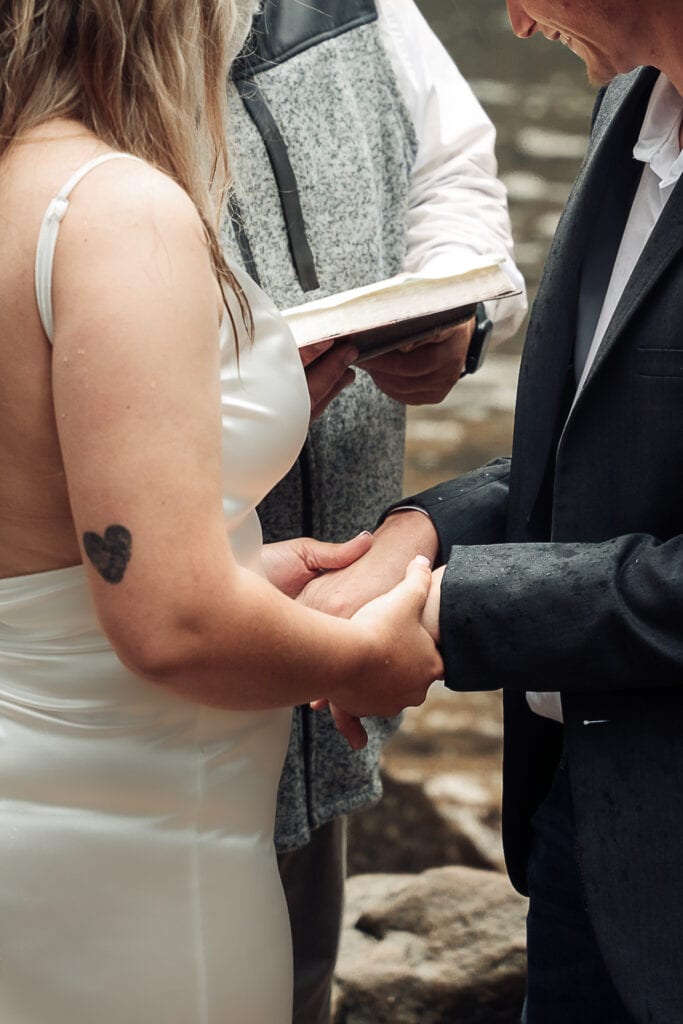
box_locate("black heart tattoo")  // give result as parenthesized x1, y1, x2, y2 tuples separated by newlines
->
(83, 525, 132, 584)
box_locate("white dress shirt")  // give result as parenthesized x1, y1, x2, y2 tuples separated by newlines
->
(528, 73, 683, 724)
(576, 74, 683, 392)
(376, 0, 527, 345)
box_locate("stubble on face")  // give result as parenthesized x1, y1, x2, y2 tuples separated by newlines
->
(534, 0, 640, 85)
(581, 51, 620, 89)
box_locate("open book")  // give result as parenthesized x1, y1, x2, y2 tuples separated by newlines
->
(281, 256, 519, 362)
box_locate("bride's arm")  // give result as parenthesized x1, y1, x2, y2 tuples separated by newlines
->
(51, 160, 442, 714)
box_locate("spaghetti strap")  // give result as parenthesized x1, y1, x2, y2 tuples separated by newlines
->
(34, 152, 143, 343)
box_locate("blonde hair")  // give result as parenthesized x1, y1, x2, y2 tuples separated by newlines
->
(0, 0, 251, 336)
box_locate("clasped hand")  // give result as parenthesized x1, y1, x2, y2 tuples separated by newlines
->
(262, 518, 443, 750)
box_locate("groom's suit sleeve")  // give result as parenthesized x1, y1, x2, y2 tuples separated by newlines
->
(381, 456, 511, 563)
(401, 470, 683, 696)
(389, 460, 683, 699)
(432, 529, 683, 696)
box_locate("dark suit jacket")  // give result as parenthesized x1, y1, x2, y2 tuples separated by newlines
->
(402, 68, 683, 1023)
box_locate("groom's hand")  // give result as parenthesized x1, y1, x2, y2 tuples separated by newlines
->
(298, 510, 439, 617)
(421, 565, 444, 643)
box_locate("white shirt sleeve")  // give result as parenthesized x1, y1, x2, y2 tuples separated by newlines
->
(376, 0, 527, 345)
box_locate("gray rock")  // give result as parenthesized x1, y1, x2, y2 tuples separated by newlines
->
(333, 866, 527, 1024)
(348, 770, 504, 877)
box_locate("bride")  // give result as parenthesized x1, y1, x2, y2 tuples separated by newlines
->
(0, 2, 442, 1021)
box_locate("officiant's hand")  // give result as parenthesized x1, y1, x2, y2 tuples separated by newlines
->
(362, 315, 475, 405)
(310, 700, 370, 751)
(300, 339, 358, 421)
(298, 509, 439, 617)
(262, 531, 372, 599)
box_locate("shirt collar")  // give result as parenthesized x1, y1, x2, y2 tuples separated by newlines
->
(633, 73, 683, 191)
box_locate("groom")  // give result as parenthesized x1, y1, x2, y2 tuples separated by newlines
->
(303, 1, 683, 1021)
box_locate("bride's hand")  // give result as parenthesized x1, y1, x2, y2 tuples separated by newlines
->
(261, 531, 372, 599)
(317, 556, 443, 723)
(309, 700, 370, 751)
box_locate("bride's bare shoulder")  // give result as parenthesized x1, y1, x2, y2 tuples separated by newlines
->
(0, 119, 201, 246)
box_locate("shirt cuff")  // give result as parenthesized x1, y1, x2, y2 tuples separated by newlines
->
(384, 505, 433, 519)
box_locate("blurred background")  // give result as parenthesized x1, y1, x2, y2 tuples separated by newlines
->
(406, 0, 596, 494)
(347, 0, 596, 890)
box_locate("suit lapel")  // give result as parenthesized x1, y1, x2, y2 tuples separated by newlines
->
(570, 173, 683, 409)
(509, 68, 659, 529)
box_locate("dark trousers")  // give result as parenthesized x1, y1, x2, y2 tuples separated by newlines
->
(277, 817, 346, 1024)
(522, 761, 634, 1024)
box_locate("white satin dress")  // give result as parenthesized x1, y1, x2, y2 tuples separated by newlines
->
(0, 155, 310, 1023)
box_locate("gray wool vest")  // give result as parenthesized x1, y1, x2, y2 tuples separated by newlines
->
(222, 0, 418, 851)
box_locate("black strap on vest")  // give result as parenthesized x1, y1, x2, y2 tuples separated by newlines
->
(226, 191, 261, 288)
(229, 0, 378, 293)
(234, 78, 320, 292)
